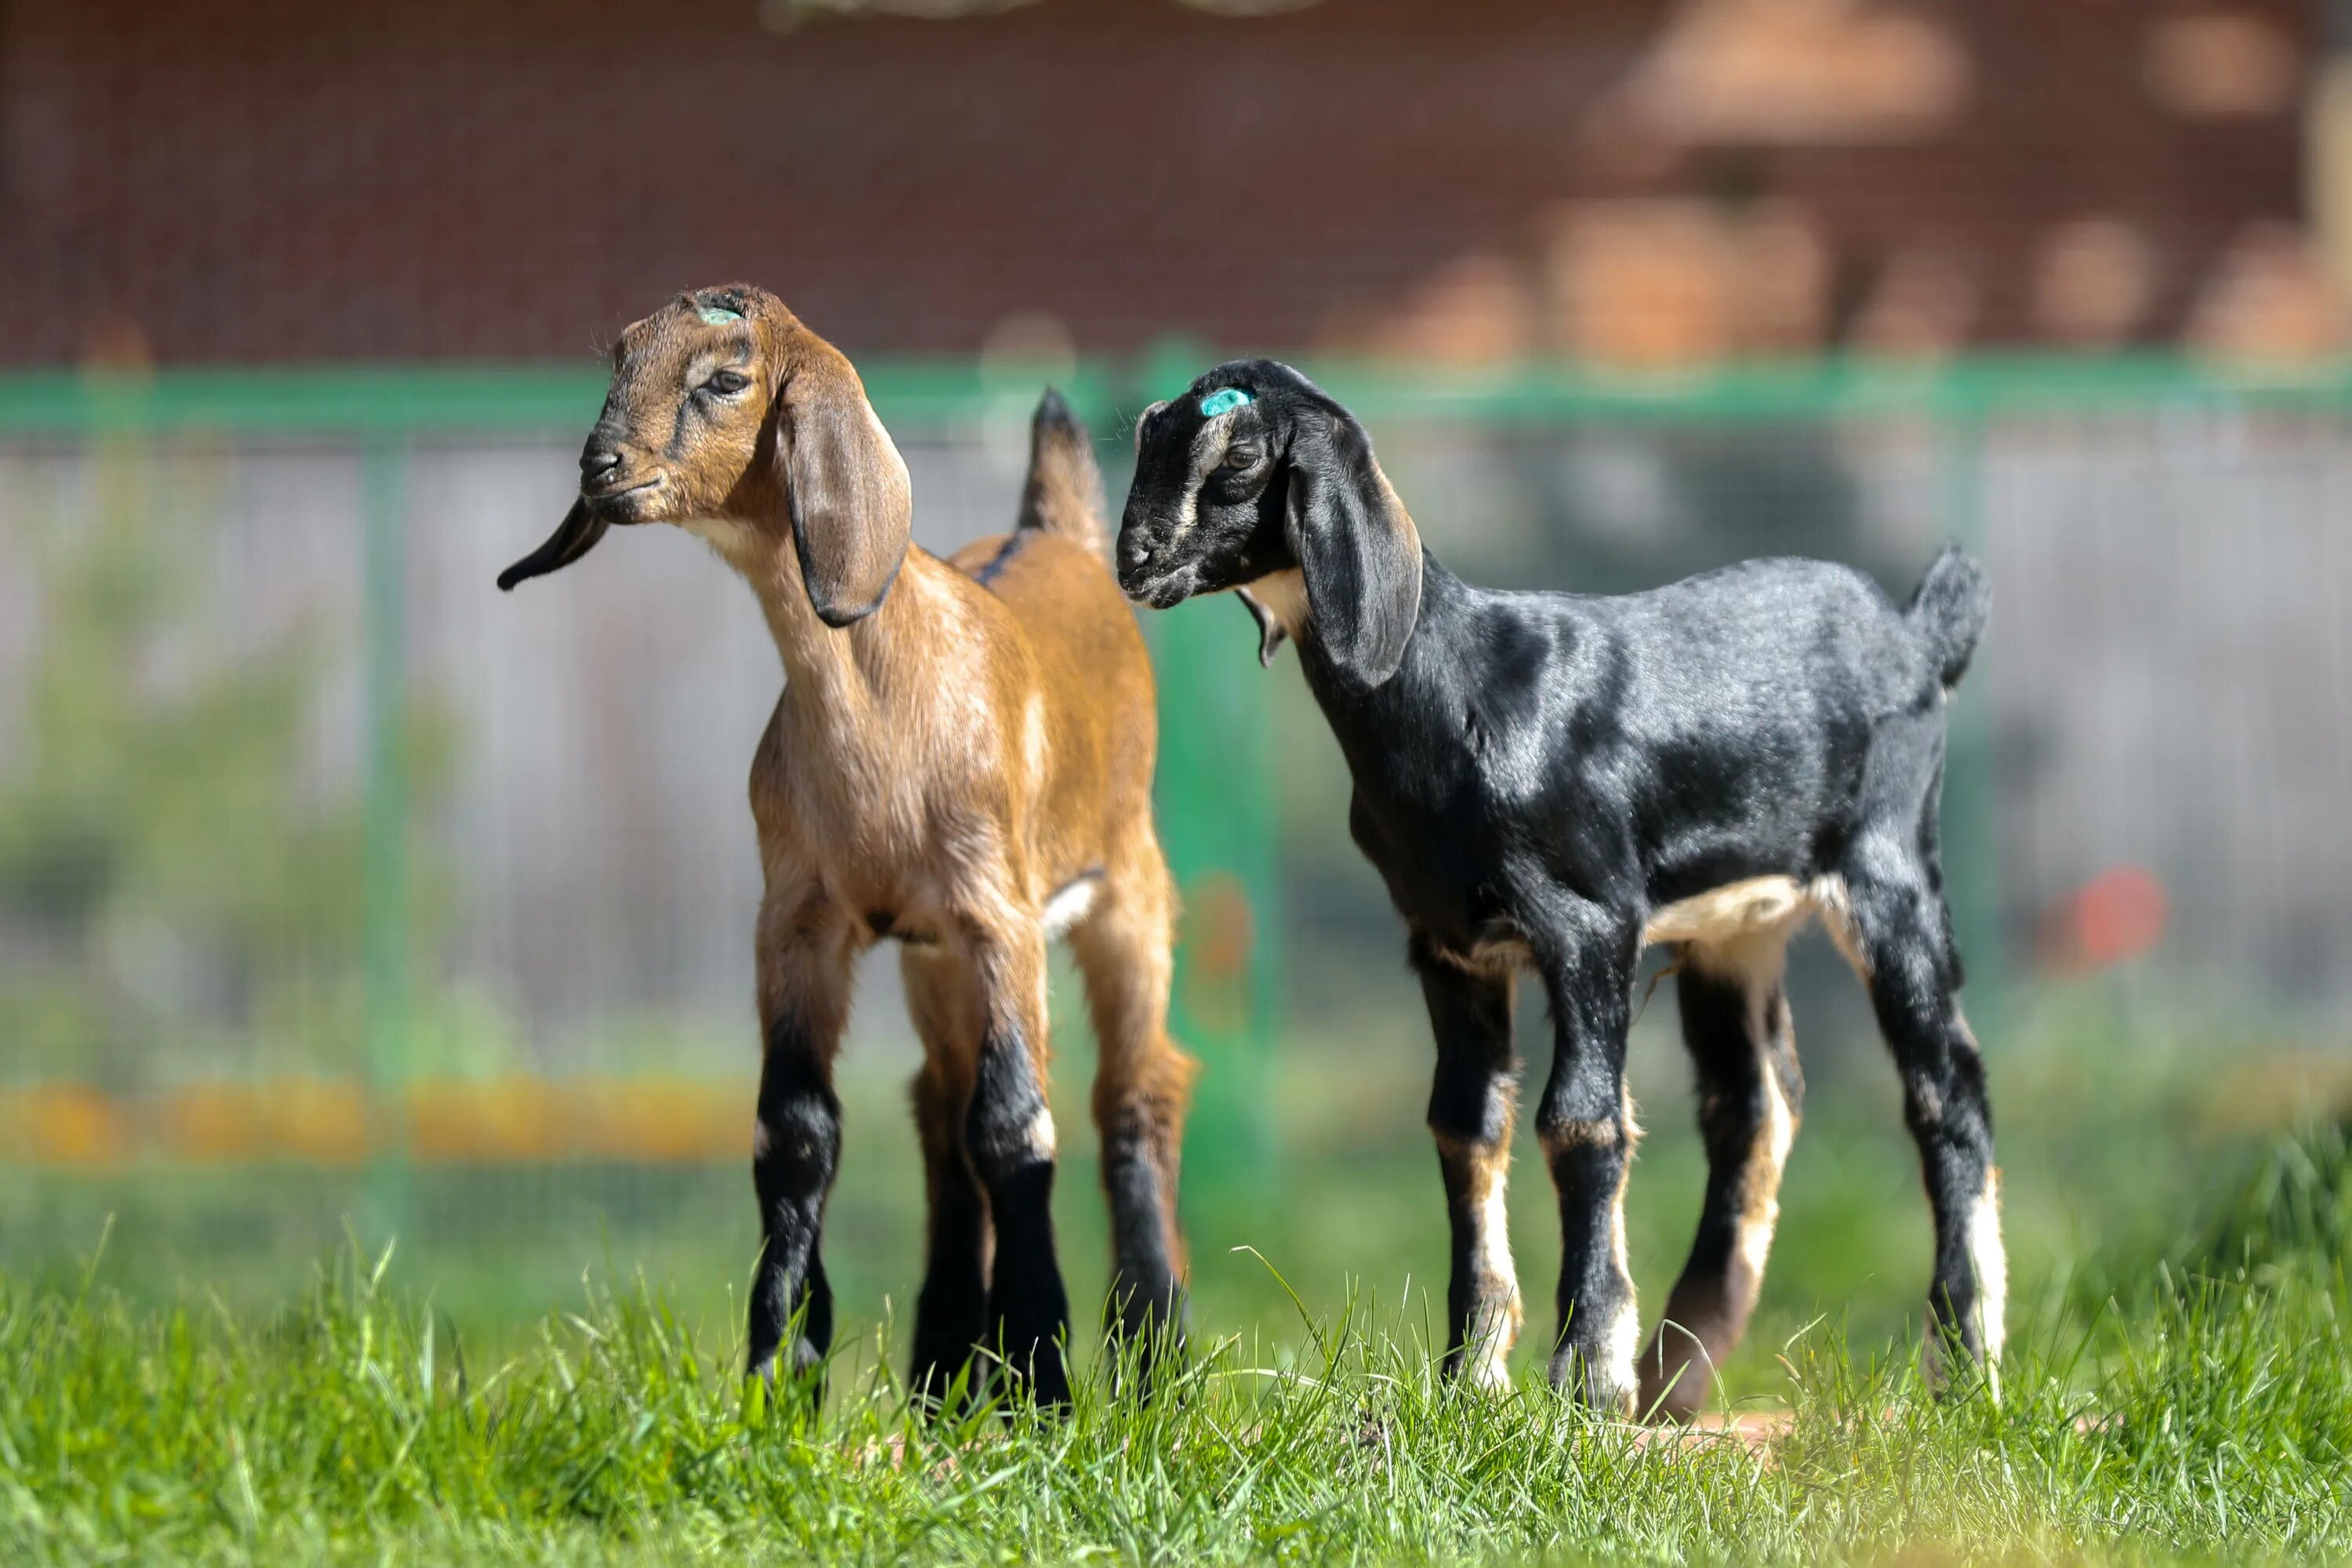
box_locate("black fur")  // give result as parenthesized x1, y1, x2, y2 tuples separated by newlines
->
(1098, 1123, 1183, 1352)
(1414, 932, 1518, 1381)
(1118, 360, 2000, 1399)
(964, 1030, 1073, 1405)
(907, 1122, 992, 1409)
(747, 1015, 842, 1392)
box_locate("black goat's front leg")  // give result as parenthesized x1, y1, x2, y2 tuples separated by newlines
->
(964, 927, 1073, 1406)
(1412, 935, 1523, 1391)
(1532, 907, 1642, 1414)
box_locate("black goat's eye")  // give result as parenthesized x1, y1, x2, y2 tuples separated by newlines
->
(1221, 444, 1261, 470)
(702, 369, 750, 396)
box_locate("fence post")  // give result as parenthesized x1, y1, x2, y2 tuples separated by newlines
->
(1129, 343, 1281, 1218)
(1936, 383, 2006, 1040)
(361, 433, 412, 1236)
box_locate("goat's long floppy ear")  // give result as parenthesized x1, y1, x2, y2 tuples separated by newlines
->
(497, 499, 609, 592)
(1286, 412, 1423, 689)
(775, 345, 913, 627)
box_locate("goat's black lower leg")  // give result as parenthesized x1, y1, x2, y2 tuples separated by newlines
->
(1641, 951, 1803, 1421)
(1534, 913, 1642, 1413)
(966, 1021, 1073, 1407)
(1098, 1110, 1185, 1368)
(1072, 859, 1196, 1394)
(747, 1014, 843, 1392)
(908, 1059, 991, 1408)
(1849, 870, 2005, 1381)
(1414, 938, 1523, 1390)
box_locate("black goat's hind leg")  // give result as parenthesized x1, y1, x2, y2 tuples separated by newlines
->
(1639, 941, 1803, 1421)
(1845, 859, 2005, 1386)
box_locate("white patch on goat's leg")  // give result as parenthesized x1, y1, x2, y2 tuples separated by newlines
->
(1723, 1039, 1795, 1337)
(1040, 873, 1101, 941)
(1021, 1104, 1058, 1162)
(1970, 1168, 2008, 1365)
(1461, 1145, 1524, 1392)
(1595, 1158, 1641, 1412)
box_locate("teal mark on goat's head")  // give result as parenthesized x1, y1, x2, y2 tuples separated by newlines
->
(699, 306, 745, 325)
(1198, 387, 1253, 419)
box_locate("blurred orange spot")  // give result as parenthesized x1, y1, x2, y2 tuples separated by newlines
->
(262, 1080, 370, 1165)
(158, 1083, 266, 1162)
(2, 1086, 129, 1170)
(1178, 872, 1258, 1036)
(407, 1076, 566, 1163)
(1183, 873, 1256, 982)
(2045, 864, 2169, 971)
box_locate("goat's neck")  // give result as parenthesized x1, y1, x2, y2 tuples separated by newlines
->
(694, 520, 920, 722)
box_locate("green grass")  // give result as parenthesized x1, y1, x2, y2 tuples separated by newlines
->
(5, 1124, 2349, 1566)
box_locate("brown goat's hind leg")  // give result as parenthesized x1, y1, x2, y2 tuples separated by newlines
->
(902, 947, 993, 1409)
(746, 898, 856, 1392)
(1640, 938, 1802, 1421)
(1072, 852, 1198, 1387)
(963, 922, 1073, 1406)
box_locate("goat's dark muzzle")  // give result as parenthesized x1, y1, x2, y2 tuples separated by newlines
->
(1114, 526, 1174, 605)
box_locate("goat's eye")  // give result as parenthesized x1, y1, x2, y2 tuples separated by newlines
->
(702, 369, 750, 396)
(1221, 444, 1261, 470)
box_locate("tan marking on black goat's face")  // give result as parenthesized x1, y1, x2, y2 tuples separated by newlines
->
(580, 287, 783, 527)
(1116, 367, 1295, 610)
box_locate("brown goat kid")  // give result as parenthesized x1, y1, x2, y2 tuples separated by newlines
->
(499, 285, 1196, 1406)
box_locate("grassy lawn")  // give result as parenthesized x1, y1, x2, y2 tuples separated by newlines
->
(4, 1034, 2352, 1561)
(3, 1080, 2347, 1563)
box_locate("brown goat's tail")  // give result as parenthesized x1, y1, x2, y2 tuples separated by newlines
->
(1017, 387, 1106, 558)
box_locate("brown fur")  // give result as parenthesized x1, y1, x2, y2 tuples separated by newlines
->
(502, 285, 1194, 1393)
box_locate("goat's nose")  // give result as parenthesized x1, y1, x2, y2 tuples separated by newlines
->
(580, 448, 622, 481)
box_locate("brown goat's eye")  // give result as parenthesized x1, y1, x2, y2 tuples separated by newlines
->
(702, 370, 751, 396)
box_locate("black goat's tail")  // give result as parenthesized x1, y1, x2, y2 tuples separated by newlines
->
(1016, 387, 1107, 559)
(1905, 543, 1991, 691)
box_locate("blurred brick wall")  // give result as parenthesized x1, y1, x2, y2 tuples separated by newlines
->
(0, 0, 2325, 365)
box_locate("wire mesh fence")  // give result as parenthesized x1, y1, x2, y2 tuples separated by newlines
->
(2, 356, 2347, 1336)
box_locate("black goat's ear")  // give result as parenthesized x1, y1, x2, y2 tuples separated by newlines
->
(498, 499, 609, 591)
(1236, 586, 1287, 667)
(1285, 411, 1422, 689)
(774, 338, 912, 627)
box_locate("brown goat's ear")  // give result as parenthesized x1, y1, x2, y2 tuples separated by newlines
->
(1285, 412, 1422, 688)
(497, 499, 610, 592)
(775, 345, 912, 627)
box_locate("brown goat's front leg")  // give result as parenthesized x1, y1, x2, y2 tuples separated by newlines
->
(963, 920, 1073, 1406)
(1072, 849, 1197, 1388)
(746, 895, 855, 1392)
(901, 946, 993, 1407)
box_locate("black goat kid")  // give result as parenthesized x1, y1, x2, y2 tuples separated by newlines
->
(1116, 364, 2002, 1418)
